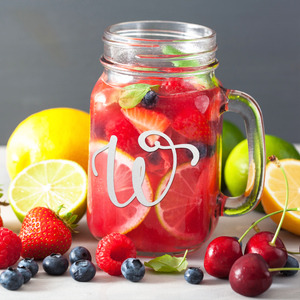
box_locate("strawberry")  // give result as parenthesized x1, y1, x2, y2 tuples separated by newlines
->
(172, 109, 216, 145)
(0, 216, 2, 228)
(121, 106, 171, 146)
(19, 205, 77, 260)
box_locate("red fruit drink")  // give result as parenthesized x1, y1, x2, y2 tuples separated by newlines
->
(87, 21, 265, 256)
(87, 75, 226, 255)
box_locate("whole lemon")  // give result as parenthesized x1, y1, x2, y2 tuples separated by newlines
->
(224, 134, 300, 197)
(7, 107, 89, 179)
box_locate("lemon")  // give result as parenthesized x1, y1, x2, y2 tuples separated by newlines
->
(8, 159, 87, 223)
(6, 107, 89, 179)
(221, 120, 244, 190)
(224, 135, 300, 197)
(261, 159, 300, 236)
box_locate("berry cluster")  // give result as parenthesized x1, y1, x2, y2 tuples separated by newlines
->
(0, 258, 38, 290)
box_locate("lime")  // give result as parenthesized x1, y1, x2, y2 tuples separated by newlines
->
(6, 108, 89, 179)
(88, 140, 153, 236)
(8, 159, 88, 223)
(224, 134, 300, 197)
(261, 159, 300, 236)
(221, 120, 244, 189)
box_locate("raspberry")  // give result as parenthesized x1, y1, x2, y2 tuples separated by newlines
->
(105, 111, 141, 155)
(0, 227, 22, 269)
(0, 216, 3, 227)
(159, 78, 196, 95)
(96, 233, 136, 276)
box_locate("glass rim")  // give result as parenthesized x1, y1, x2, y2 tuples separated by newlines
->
(103, 20, 216, 44)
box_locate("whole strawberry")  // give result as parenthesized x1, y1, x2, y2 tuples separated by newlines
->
(19, 205, 77, 260)
(0, 227, 22, 268)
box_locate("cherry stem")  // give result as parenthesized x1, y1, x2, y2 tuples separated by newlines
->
(287, 251, 300, 255)
(238, 207, 300, 244)
(269, 267, 300, 272)
(268, 156, 289, 246)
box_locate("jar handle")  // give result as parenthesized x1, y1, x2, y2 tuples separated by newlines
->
(219, 89, 266, 216)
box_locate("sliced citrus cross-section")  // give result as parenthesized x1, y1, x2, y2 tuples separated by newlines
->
(87, 140, 153, 237)
(8, 159, 88, 223)
(155, 161, 215, 241)
(261, 158, 300, 236)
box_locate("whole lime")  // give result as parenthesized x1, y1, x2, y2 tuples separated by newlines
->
(221, 120, 244, 189)
(224, 134, 300, 197)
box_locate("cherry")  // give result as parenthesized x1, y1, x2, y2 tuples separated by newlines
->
(229, 253, 273, 297)
(204, 236, 243, 279)
(244, 231, 288, 270)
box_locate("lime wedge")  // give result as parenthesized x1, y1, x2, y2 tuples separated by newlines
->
(8, 159, 87, 223)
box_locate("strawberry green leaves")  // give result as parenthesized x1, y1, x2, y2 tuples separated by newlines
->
(144, 250, 188, 272)
(119, 84, 159, 109)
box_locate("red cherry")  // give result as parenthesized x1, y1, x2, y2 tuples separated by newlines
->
(204, 236, 243, 279)
(244, 231, 288, 270)
(229, 253, 272, 297)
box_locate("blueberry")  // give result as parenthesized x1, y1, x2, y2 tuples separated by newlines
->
(42, 253, 69, 276)
(0, 267, 24, 290)
(18, 257, 39, 277)
(147, 152, 162, 166)
(69, 246, 92, 264)
(186, 142, 216, 161)
(141, 90, 158, 109)
(184, 267, 204, 284)
(280, 255, 299, 276)
(17, 266, 32, 283)
(70, 260, 96, 282)
(121, 258, 145, 282)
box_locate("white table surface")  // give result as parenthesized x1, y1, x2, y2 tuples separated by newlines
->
(0, 145, 299, 300)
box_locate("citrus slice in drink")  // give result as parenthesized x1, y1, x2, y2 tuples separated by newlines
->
(155, 161, 212, 240)
(87, 140, 153, 236)
(261, 158, 300, 236)
(8, 159, 88, 223)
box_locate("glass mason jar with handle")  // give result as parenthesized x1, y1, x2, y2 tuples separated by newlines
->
(87, 21, 265, 256)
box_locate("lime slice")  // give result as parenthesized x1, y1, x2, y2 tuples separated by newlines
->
(8, 159, 88, 223)
(88, 140, 153, 236)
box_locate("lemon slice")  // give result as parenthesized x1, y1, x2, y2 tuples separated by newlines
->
(261, 158, 300, 236)
(8, 159, 88, 223)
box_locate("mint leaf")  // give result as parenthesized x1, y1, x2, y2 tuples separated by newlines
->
(144, 250, 188, 272)
(119, 84, 159, 109)
(162, 45, 200, 68)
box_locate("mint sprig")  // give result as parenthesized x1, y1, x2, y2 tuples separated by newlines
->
(119, 83, 159, 109)
(162, 45, 200, 68)
(144, 250, 188, 272)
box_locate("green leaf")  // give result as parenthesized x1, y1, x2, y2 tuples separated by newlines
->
(162, 45, 200, 68)
(119, 84, 159, 109)
(144, 250, 188, 272)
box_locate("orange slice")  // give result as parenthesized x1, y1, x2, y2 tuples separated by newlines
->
(261, 159, 300, 236)
(155, 162, 214, 240)
(87, 140, 153, 236)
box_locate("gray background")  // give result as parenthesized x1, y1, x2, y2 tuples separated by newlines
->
(1, 0, 299, 145)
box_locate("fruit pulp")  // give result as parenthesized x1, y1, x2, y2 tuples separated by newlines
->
(87, 75, 226, 255)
